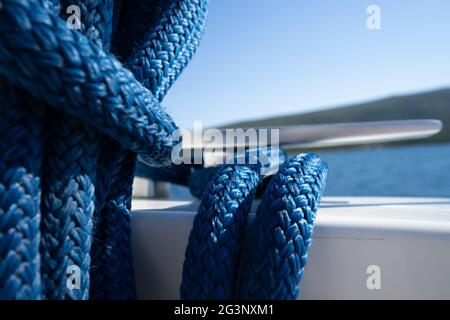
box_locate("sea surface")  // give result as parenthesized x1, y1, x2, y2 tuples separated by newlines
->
(171, 143, 450, 198)
(317, 143, 450, 197)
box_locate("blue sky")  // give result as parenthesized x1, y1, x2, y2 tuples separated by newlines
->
(163, 0, 450, 128)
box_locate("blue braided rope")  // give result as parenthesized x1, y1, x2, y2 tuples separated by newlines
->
(91, 149, 137, 300)
(178, 153, 327, 300)
(1, 0, 329, 301)
(0, 0, 179, 165)
(0, 82, 44, 299)
(238, 153, 328, 299)
(135, 163, 194, 186)
(39, 112, 98, 299)
(89, 0, 208, 299)
(179, 148, 289, 299)
(180, 164, 261, 299)
(0, 0, 208, 300)
(39, 0, 111, 300)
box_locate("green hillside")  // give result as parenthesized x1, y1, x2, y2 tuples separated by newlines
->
(227, 88, 450, 146)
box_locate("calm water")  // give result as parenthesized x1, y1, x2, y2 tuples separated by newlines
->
(317, 143, 450, 197)
(171, 143, 450, 198)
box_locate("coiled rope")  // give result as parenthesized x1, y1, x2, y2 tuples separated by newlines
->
(0, 0, 327, 300)
(0, 0, 207, 299)
(178, 153, 327, 299)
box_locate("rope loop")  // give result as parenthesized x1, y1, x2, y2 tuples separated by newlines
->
(0, 0, 208, 299)
(0, 0, 328, 301)
(179, 152, 328, 300)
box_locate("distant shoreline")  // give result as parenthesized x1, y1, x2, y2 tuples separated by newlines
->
(224, 88, 450, 149)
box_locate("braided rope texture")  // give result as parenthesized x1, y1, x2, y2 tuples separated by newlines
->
(179, 153, 327, 300)
(39, 0, 111, 299)
(0, 0, 208, 299)
(0, 82, 44, 299)
(0, 0, 328, 301)
(238, 153, 328, 299)
(90, 149, 137, 300)
(0, 0, 180, 164)
(180, 165, 261, 299)
(90, 0, 208, 299)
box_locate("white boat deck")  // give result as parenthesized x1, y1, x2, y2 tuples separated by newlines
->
(131, 197, 450, 299)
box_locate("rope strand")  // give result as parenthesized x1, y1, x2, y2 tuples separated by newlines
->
(238, 153, 328, 299)
(0, 82, 44, 299)
(0, 0, 208, 299)
(1, 0, 329, 301)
